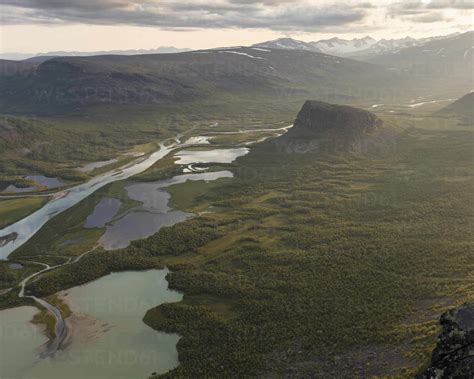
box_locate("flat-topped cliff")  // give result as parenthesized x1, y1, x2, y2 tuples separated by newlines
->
(276, 100, 384, 153)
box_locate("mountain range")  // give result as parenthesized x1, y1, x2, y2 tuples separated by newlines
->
(252, 32, 464, 59)
(255, 31, 471, 95)
(2, 31, 467, 63)
(0, 31, 472, 114)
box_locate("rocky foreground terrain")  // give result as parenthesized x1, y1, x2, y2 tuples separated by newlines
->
(419, 302, 474, 378)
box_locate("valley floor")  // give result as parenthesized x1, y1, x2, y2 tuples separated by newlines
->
(0, 106, 473, 377)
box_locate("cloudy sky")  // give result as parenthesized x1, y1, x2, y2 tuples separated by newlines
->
(0, 0, 472, 53)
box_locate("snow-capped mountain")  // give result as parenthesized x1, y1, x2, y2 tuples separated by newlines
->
(361, 37, 417, 54)
(312, 36, 377, 56)
(346, 34, 461, 59)
(251, 35, 418, 57)
(365, 31, 472, 96)
(251, 33, 464, 59)
(252, 38, 322, 52)
(367, 31, 473, 68)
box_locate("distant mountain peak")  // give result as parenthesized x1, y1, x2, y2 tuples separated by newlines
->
(273, 37, 297, 42)
(252, 38, 322, 52)
(311, 36, 378, 55)
(325, 37, 344, 42)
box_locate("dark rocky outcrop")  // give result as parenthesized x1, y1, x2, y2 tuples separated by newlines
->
(275, 100, 385, 154)
(419, 302, 474, 378)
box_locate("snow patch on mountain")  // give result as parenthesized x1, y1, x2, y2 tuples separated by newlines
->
(219, 51, 265, 60)
(251, 47, 271, 52)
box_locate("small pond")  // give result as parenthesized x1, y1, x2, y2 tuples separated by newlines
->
(174, 147, 249, 165)
(85, 198, 122, 228)
(98, 171, 232, 250)
(26, 175, 66, 189)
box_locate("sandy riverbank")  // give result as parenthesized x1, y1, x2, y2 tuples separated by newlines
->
(56, 292, 113, 348)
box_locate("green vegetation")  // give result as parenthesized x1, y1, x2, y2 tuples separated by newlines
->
(22, 110, 473, 377)
(166, 177, 233, 210)
(0, 176, 36, 192)
(11, 181, 139, 259)
(49, 294, 72, 319)
(0, 99, 298, 180)
(26, 249, 160, 296)
(31, 294, 72, 338)
(0, 287, 32, 310)
(0, 197, 49, 228)
(31, 305, 57, 339)
(0, 98, 299, 228)
(0, 260, 50, 290)
(148, 114, 472, 377)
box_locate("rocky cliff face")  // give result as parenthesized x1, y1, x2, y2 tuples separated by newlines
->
(276, 100, 384, 153)
(419, 302, 474, 378)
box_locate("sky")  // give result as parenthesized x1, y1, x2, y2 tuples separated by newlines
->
(0, 0, 472, 53)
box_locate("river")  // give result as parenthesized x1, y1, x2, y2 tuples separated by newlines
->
(0, 142, 179, 259)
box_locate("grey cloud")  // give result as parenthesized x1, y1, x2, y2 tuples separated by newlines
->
(0, 0, 367, 31)
(409, 12, 449, 23)
(388, 0, 472, 22)
(357, 2, 376, 8)
(426, 0, 474, 9)
(168, 3, 259, 14)
(390, 0, 473, 13)
(1, 0, 132, 11)
(228, 0, 299, 5)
